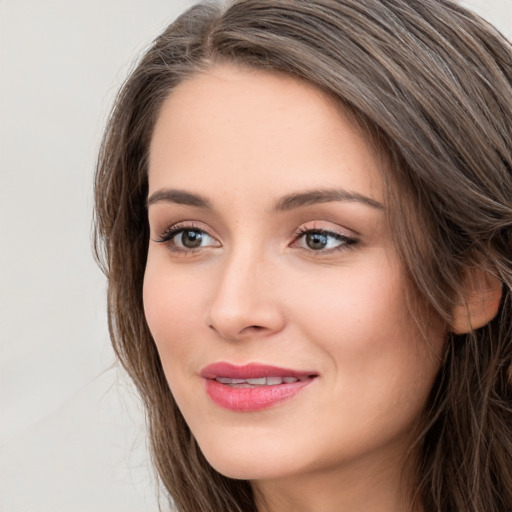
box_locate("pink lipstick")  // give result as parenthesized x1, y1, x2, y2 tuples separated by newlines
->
(200, 362, 317, 412)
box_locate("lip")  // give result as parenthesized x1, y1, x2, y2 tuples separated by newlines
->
(200, 362, 318, 412)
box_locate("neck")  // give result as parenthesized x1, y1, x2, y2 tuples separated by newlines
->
(252, 443, 423, 512)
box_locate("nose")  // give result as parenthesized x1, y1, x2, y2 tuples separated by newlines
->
(205, 247, 286, 342)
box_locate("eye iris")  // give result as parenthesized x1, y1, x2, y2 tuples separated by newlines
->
(181, 230, 203, 248)
(306, 232, 328, 250)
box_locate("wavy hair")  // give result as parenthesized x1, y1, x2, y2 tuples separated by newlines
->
(94, 1, 512, 510)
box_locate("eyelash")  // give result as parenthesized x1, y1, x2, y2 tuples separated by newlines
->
(292, 227, 358, 253)
(154, 222, 217, 253)
(154, 223, 358, 254)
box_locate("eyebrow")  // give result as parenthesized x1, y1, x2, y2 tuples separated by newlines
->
(146, 187, 384, 211)
(147, 189, 212, 209)
(273, 188, 384, 211)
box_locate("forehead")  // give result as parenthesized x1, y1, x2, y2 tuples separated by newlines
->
(148, 63, 384, 207)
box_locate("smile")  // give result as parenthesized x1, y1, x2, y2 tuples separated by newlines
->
(200, 363, 318, 411)
(215, 376, 305, 387)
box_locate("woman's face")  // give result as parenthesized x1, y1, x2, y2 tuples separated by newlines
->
(144, 64, 445, 485)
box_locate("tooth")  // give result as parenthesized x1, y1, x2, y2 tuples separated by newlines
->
(246, 378, 266, 385)
(216, 377, 245, 384)
(215, 376, 303, 386)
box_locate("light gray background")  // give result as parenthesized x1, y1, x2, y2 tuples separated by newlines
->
(1, 1, 510, 511)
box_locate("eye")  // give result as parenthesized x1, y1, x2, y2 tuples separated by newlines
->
(292, 228, 357, 252)
(155, 224, 220, 252)
(173, 229, 213, 249)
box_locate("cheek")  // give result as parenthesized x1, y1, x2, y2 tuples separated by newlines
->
(286, 254, 408, 351)
(142, 255, 206, 363)
(142, 255, 218, 421)
(284, 254, 443, 406)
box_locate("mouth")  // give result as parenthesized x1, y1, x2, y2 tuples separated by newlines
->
(200, 362, 318, 411)
(213, 375, 310, 387)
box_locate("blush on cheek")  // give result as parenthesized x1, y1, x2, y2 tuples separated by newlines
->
(143, 265, 207, 367)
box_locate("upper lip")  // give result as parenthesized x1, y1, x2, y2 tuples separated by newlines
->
(200, 362, 317, 380)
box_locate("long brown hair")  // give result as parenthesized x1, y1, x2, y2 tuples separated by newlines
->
(93, 1, 512, 510)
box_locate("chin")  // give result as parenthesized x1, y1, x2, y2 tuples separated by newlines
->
(199, 439, 296, 481)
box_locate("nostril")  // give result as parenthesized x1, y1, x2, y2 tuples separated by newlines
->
(244, 325, 265, 333)
(208, 323, 262, 330)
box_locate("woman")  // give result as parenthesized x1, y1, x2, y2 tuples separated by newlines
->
(93, 0, 512, 511)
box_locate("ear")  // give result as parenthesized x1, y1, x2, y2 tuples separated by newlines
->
(451, 267, 503, 334)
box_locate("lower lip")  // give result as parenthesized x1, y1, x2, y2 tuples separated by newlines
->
(204, 378, 314, 412)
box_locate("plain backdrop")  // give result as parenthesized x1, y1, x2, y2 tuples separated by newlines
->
(1, 1, 510, 511)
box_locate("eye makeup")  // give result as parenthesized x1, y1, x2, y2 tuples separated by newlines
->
(291, 226, 358, 253)
(152, 219, 359, 257)
(153, 221, 219, 254)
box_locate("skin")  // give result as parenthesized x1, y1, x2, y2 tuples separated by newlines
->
(143, 63, 445, 512)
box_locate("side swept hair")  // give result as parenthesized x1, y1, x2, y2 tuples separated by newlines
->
(94, 1, 512, 510)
